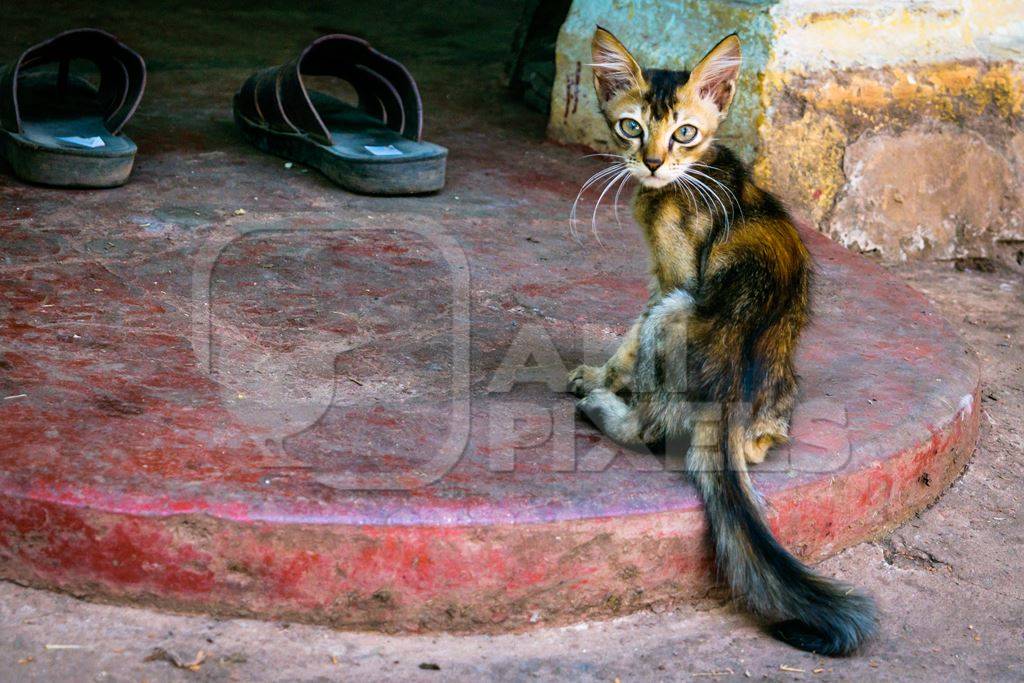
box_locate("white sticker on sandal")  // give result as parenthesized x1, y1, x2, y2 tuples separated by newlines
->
(57, 136, 106, 148)
(364, 145, 402, 156)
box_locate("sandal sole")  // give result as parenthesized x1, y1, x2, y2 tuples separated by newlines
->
(233, 100, 446, 196)
(0, 129, 135, 189)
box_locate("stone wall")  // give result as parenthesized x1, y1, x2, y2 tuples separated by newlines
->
(548, 0, 1024, 265)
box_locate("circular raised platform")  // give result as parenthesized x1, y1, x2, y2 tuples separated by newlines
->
(0, 200, 979, 631)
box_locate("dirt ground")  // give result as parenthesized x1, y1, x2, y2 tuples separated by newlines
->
(0, 260, 1018, 682)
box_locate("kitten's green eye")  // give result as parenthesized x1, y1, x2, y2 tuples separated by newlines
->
(673, 124, 700, 145)
(617, 118, 643, 139)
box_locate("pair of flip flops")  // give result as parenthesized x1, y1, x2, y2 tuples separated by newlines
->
(0, 29, 446, 194)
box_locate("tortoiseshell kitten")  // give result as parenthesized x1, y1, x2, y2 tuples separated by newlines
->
(567, 27, 876, 655)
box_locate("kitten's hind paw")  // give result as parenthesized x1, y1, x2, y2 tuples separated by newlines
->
(742, 437, 772, 464)
(742, 433, 785, 465)
(576, 389, 642, 446)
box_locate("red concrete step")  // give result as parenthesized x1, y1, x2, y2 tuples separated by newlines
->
(0, 212, 978, 632)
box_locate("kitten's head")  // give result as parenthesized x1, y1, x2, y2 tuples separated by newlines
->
(590, 27, 741, 189)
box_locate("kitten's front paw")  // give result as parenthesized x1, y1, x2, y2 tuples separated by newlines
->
(576, 388, 619, 433)
(567, 364, 603, 398)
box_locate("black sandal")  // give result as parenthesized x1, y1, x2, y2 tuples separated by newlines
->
(0, 28, 146, 188)
(233, 34, 447, 195)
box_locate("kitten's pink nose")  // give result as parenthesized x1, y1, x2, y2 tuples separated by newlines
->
(643, 157, 663, 174)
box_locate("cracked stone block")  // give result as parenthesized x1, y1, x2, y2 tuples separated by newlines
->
(547, 0, 1024, 263)
(830, 128, 1020, 260)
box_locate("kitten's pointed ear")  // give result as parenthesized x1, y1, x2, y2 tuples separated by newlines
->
(690, 34, 742, 116)
(591, 26, 644, 102)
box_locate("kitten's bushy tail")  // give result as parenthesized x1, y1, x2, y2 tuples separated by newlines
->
(687, 417, 876, 656)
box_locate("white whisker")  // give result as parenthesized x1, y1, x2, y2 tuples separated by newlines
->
(687, 171, 731, 222)
(675, 175, 705, 216)
(683, 171, 730, 233)
(681, 173, 718, 223)
(672, 176, 699, 212)
(688, 164, 744, 222)
(570, 163, 625, 243)
(590, 167, 631, 246)
(612, 170, 633, 232)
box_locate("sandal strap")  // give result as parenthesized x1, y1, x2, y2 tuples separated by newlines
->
(235, 34, 424, 146)
(0, 28, 146, 135)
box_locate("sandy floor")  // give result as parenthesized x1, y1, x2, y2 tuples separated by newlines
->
(0, 259, 1018, 682)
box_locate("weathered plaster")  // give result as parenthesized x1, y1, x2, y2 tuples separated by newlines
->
(829, 127, 1021, 260)
(752, 111, 846, 223)
(789, 63, 1024, 123)
(768, 0, 1020, 71)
